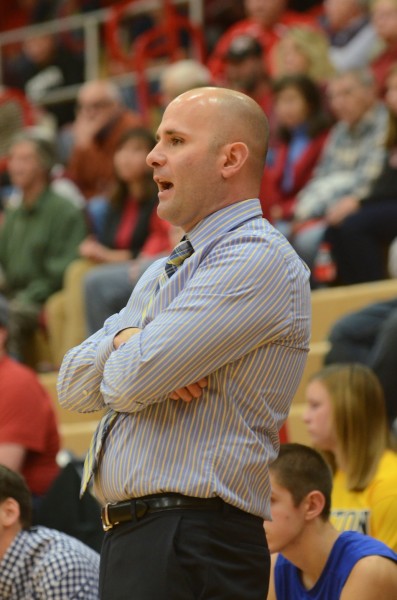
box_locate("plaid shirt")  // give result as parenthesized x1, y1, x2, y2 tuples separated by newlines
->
(0, 527, 100, 599)
(295, 102, 388, 220)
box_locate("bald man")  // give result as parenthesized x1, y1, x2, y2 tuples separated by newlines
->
(67, 80, 142, 202)
(58, 87, 311, 599)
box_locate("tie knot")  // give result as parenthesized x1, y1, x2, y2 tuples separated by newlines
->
(165, 238, 194, 279)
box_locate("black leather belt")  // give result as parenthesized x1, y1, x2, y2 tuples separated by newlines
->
(101, 494, 234, 531)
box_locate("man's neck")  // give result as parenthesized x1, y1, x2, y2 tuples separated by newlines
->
(0, 526, 20, 562)
(284, 522, 340, 591)
(22, 181, 47, 207)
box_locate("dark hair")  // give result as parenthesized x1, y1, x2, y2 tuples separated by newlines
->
(110, 127, 157, 209)
(0, 465, 32, 529)
(273, 74, 332, 141)
(270, 443, 333, 521)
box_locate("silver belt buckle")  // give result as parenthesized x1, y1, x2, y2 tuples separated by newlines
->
(101, 503, 116, 531)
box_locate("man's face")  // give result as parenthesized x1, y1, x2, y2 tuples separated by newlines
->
(7, 140, 46, 192)
(224, 56, 264, 94)
(244, 0, 287, 26)
(76, 86, 117, 127)
(23, 35, 54, 65)
(146, 93, 225, 232)
(328, 74, 374, 126)
(264, 473, 306, 554)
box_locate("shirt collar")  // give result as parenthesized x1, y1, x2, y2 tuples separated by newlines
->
(186, 198, 263, 251)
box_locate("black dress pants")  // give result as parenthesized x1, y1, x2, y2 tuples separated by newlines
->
(99, 503, 269, 599)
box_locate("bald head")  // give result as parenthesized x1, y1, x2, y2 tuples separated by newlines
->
(168, 87, 269, 180)
(147, 86, 269, 230)
(78, 80, 122, 105)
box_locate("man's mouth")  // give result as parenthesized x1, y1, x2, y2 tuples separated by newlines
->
(155, 177, 173, 192)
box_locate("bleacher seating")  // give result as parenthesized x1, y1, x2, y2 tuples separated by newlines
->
(285, 279, 397, 443)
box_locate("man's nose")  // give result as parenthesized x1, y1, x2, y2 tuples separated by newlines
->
(146, 144, 164, 168)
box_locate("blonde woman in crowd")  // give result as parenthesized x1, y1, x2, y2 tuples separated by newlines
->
(303, 363, 397, 551)
(270, 26, 335, 85)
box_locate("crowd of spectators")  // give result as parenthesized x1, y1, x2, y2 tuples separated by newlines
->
(1, 2, 397, 597)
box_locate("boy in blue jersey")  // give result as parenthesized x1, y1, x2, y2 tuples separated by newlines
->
(265, 443, 397, 599)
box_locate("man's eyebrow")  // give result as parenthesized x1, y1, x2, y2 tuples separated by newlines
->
(156, 129, 186, 140)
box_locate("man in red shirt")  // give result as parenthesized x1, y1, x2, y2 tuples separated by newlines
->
(0, 295, 60, 506)
(208, 0, 315, 82)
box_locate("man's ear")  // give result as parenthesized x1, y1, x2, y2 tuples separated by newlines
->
(303, 491, 326, 522)
(220, 142, 249, 179)
(0, 498, 21, 528)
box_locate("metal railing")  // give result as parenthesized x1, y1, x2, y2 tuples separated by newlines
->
(0, 0, 204, 108)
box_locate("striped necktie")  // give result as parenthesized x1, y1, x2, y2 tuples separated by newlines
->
(80, 237, 194, 495)
(158, 236, 194, 287)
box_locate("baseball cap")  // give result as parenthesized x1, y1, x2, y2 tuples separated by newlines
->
(225, 35, 263, 62)
(0, 295, 9, 329)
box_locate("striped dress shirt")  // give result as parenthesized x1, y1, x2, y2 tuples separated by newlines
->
(58, 199, 311, 519)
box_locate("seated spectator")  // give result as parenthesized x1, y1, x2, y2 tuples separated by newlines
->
(325, 294, 397, 428)
(319, 0, 378, 71)
(160, 59, 212, 108)
(270, 26, 335, 86)
(291, 68, 388, 272)
(207, 0, 315, 84)
(83, 226, 181, 338)
(262, 74, 331, 234)
(45, 127, 171, 366)
(370, 0, 397, 96)
(0, 465, 100, 599)
(64, 80, 142, 233)
(0, 130, 86, 361)
(265, 443, 397, 600)
(0, 296, 60, 513)
(323, 64, 397, 284)
(222, 35, 273, 114)
(203, 0, 246, 54)
(3, 32, 84, 127)
(303, 363, 397, 551)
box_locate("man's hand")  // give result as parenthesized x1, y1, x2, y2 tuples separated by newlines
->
(113, 327, 141, 350)
(169, 378, 208, 402)
(326, 196, 360, 226)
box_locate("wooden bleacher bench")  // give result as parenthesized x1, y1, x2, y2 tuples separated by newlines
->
(285, 279, 397, 443)
(311, 279, 397, 343)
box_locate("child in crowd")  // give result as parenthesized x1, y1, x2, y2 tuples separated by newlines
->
(265, 443, 397, 599)
(303, 363, 397, 551)
(262, 74, 331, 234)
